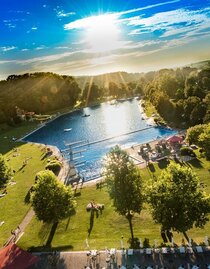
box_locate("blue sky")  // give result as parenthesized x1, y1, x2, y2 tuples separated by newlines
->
(0, 0, 210, 79)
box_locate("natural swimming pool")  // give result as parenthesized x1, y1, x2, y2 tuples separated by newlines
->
(23, 99, 176, 180)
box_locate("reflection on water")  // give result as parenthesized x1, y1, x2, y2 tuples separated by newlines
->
(24, 99, 176, 180)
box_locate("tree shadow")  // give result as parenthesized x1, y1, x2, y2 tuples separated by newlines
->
(128, 237, 140, 249)
(96, 181, 106, 190)
(157, 159, 170, 169)
(88, 210, 95, 237)
(188, 158, 203, 168)
(24, 188, 32, 204)
(28, 244, 73, 252)
(143, 238, 151, 248)
(148, 162, 156, 173)
(38, 223, 52, 244)
(17, 163, 27, 172)
(41, 151, 52, 160)
(46, 222, 59, 247)
(74, 188, 81, 197)
(65, 216, 71, 231)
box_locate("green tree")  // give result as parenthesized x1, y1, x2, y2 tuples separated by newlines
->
(186, 124, 207, 144)
(158, 74, 179, 98)
(104, 146, 144, 245)
(0, 154, 13, 186)
(198, 123, 210, 159)
(147, 163, 210, 240)
(190, 103, 207, 125)
(31, 170, 76, 223)
(183, 96, 201, 122)
(82, 82, 101, 104)
(108, 82, 120, 97)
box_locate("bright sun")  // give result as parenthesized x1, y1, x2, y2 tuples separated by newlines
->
(84, 14, 121, 53)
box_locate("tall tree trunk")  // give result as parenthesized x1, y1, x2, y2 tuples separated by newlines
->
(183, 231, 189, 242)
(127, 213, 134, 245)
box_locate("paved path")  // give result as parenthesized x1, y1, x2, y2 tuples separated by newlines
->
(31, 248, 210, 269)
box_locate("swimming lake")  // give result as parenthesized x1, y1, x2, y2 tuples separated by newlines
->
(23, 99, 176, 180)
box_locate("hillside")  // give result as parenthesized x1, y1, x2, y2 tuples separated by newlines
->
(187, 60, 210, 69)
(75, 71, 145, 89)
(0, 73, 81, 124)
(0, 60, 209, 127)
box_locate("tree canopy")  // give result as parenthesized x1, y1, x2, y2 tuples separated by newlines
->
(0, 72, 81, 124)
(31, 170, 76, 223)
(104, 146, 144, 244)
(147, 163, 210, 238)
(198, 123, 210, 159)
(186, 124, 207, 145)
(0, 154, 13, 186)
(186, 123, 210, 159)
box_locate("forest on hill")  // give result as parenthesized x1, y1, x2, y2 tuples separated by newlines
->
(75, 71, 144, 89)
(0, 72, 81, 124)
(0, 61, 209, 128)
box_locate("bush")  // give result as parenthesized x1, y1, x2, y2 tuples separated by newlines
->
(0, 154, 13, 186)
(45, 160, 62, 175)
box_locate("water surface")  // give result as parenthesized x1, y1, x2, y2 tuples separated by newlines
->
(24, 99, 176, 180)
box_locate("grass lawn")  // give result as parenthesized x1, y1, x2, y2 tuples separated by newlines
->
(1, 123, 210, 251)
(18, 155, 210, 251)
(0, 143, 48, 247)
(0, 122, 38, 154)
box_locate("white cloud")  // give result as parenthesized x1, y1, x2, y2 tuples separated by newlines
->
(31, 27, 38, 31)
(55, 46, 71, 49)
(57, 10, 75, 18)
(64, 13, 119, 30)
(0, 46, 17, 52)
(0, 60, 16, 64)
(64, 0, 180, 30)
(35, 45, 47, 50)
(118, 0, 180, 16)
(17, 51, 80, 65)
(126, 8, 210, 37)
